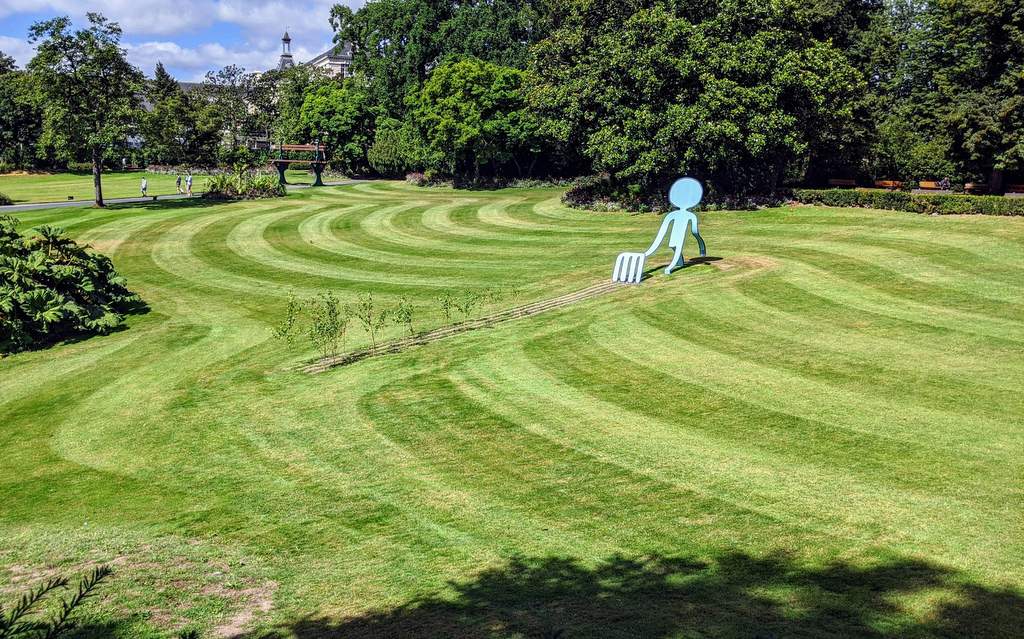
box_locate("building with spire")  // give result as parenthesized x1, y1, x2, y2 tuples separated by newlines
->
(278, 31, 295, 70)
(275, 31, 353, 78)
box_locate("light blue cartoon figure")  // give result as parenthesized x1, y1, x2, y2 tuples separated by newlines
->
(612, 177, 707, 283)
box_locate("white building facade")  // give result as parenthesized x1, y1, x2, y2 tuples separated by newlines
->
(277, 32, 353, 78)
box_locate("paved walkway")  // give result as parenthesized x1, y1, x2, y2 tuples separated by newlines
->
(0, 181, 362, 214)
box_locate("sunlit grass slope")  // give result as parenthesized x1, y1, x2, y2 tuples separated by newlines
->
(0, 169, 319, 203)
(1, 181, 1022, 638)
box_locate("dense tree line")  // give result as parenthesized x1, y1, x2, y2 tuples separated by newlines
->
(322, 0, 1023, 197)
(0, 1, 1020, 201)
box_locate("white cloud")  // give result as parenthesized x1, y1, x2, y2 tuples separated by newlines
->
(0, 35, 35, 67)
(0, 0, 213, 36)
(126, 39, 329, 80)
(0, 0, 364, 79)
(0, 0, 362, 38)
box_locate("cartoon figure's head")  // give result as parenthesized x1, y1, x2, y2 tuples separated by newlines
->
(669, 178, 703, 211)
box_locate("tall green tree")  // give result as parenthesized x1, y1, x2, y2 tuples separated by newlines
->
(927, 0, 1024, 191)
(27, 13, 143, 206)
(0, 51, 15, 74)
(199, 64, 255, 161)
(299, 79, 374, 174)
(274, 65, 332, 143)
(529, 0, 864, 196)
(412, 57, 542, 180)
(330, 0, 554, 118)
(0, 52, 42, 169)
(331, 0, 454, 117)
(853, 0, 953, 182)
(141, 64, 222, 166)
(150, 61, 179, 101)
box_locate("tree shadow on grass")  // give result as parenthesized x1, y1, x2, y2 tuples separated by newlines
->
(249, 552, 1023, 639)
(106, 195, 222, 213)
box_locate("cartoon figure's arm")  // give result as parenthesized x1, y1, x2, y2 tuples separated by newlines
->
(643, 215, 673, 257)
(688, 214, 707, 257)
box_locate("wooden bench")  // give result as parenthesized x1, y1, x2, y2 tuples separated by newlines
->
(913, 180, 953, 195)
(273, 144, 321, 152)
(1006, 184, 1024, 194)
(269, 142, 328, 186)
(964, 182, 988, 195)
(874, 180, 903, 190)
(828, 178, 857, 188)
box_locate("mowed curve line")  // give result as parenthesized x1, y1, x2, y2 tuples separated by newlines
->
(6, 184, 1024, 630)
(295, 205, 508, 270)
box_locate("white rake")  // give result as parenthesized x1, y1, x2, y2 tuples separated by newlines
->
(612, 252, 646, 284)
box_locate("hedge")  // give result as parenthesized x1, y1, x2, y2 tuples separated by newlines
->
(792, 189, 1024, 216)
(0, 192, 11, 206)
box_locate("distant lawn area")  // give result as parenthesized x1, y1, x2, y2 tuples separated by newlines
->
(1, 182, 1022, 637)
(0, 169, 318, 204)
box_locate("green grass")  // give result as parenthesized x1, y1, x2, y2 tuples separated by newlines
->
(0, 169, 318, 203)
(1, 182, 1022, 638)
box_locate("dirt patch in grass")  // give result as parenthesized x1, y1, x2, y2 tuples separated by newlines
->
(207, 580, 278, 638)
(711, 255, 779, 272)
(0, 529, 274, 637)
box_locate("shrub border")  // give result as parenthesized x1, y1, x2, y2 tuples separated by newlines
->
(792, 189, 1024, 216)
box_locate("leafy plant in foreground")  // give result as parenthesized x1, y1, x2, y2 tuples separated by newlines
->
(0, 565, 113, 638)
(0, 216, 143, 355)
(204, 169, 284, 200)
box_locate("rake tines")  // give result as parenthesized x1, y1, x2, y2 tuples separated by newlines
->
(612, 252, 646, 284)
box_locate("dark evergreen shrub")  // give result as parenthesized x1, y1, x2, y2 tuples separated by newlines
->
(0, 217, 144, 354)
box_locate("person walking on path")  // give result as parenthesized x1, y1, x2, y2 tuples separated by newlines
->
(140, 176, 148, 198)
(185, 172, 193, 197)
(176, 174, 183, 194)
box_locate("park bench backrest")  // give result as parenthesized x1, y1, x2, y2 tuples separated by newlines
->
(828, 178, 857, 188)
(273, 144, 320, 152)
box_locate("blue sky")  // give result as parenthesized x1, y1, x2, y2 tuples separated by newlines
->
(0, 1, 363, 81)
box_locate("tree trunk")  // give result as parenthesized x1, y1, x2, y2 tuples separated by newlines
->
(92, 147, 105, 207)
(989, 168, 1005, 195)
(771, 157, 786, 192)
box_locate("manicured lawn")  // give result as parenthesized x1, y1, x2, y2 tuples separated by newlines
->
(1, 182, 1022, 638)
(0, 169, 319, 204)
